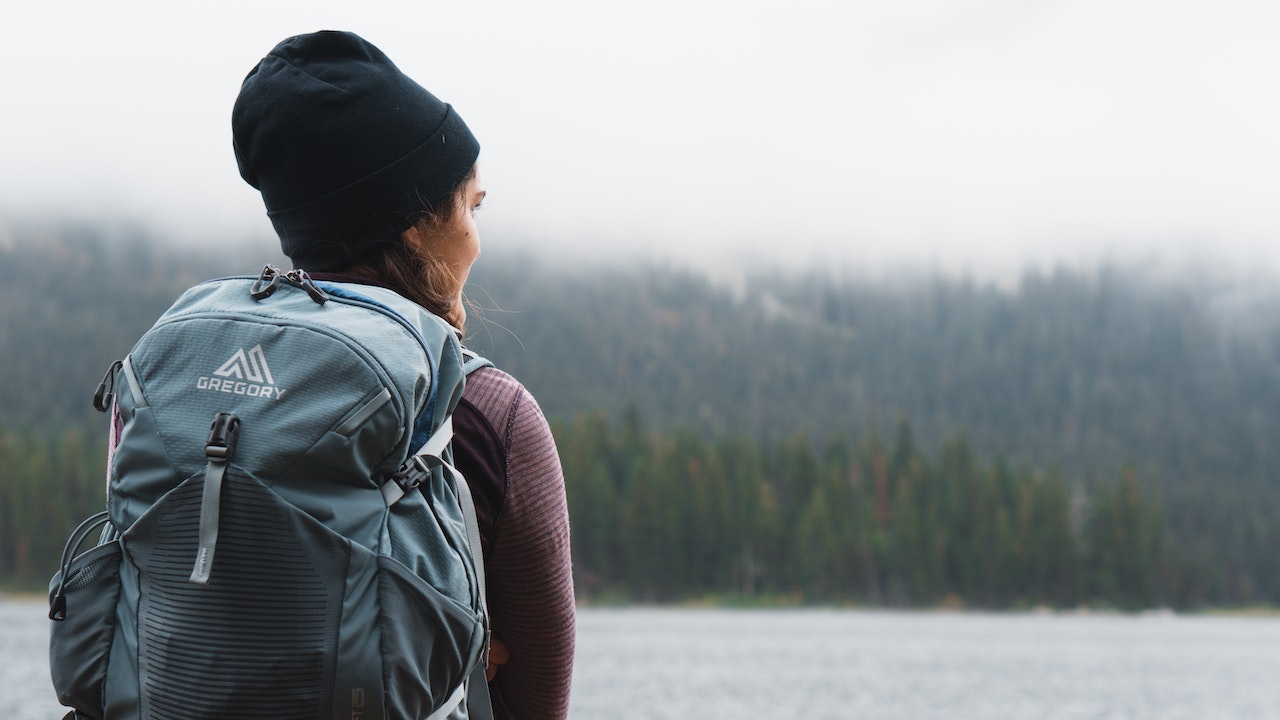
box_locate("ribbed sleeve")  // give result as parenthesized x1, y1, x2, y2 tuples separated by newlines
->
(461, 367, 576, 720)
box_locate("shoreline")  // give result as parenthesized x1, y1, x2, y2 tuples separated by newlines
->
(6, 588, 1277, 618)
(573, 595, 1280, 617)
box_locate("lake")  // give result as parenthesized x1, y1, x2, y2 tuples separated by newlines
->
(7, 598, 1279, 719)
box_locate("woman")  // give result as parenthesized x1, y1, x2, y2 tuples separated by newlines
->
(232, 30, 575, 719)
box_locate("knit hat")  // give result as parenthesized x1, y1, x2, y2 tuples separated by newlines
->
(232, 31, 480, 270)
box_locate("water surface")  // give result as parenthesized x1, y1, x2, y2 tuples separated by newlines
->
(8, 599, 1279, 719)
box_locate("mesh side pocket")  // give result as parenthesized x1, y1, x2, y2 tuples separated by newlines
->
(48, 540, 122, 716)
(379, 555, 484, 720)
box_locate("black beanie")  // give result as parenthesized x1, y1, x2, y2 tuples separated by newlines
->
(232, 31, 480, 270)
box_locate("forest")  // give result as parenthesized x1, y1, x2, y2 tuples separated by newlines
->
(1, 222, 1277, 608)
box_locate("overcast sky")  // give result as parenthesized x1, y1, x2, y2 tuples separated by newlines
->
(2, 0, 1277, 280)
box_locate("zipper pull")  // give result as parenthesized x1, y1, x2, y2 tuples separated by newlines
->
(250, 264, 281, 301)
(92, 359, 124, 412)
(285, 268, 329, 305)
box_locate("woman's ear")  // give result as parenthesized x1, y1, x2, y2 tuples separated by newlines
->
(400, 223, 427, 245)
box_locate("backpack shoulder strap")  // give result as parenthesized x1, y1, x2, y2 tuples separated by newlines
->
(460, 346, 494, 377)
(455, 346, 497, 719)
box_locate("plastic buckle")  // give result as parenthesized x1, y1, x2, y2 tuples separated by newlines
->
(205, 412, 241, 461)
(392, 455, 431, 493)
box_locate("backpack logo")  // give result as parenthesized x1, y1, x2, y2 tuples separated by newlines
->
(215, 345, 274, 384)
(196, 345, 288, 400)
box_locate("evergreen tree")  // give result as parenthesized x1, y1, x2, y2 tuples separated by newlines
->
(1088, 468, 1167, 609)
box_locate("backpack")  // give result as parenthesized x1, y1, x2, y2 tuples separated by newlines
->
(48, 265, 494, 720)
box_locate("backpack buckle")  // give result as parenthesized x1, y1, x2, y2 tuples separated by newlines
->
(391, 455, 433, 492)
(205, 412, 240, 461)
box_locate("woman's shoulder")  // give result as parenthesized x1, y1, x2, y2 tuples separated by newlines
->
(464, 362, 520, 394)
(462, 363, 524, 405)
(460, 363, 546, 430)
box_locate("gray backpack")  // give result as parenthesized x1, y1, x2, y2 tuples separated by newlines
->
(49, 265, 492, 720)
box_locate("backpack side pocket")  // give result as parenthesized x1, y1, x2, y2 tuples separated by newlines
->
(49, 532, 123, 717)
(378, 554, 484, 720)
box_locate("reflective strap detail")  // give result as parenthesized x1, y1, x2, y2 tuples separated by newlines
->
(121, 355, 147, 409)
(424, 682, 466, 720)
(189, 458, 227, 585)
(337, 388, 392, 435)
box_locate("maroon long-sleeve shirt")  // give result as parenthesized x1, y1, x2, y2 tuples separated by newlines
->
(453, 365, 576, 719)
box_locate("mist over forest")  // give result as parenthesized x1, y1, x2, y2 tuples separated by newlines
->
(2, 221, 1278, 607)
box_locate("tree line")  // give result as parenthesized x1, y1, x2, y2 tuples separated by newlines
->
(0, 424, 105, 589)
(0, 409, 1178, 610)
(558, 409, 1185, 609)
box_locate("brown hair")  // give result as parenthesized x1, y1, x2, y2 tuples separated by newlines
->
(339, 166, 476, 332)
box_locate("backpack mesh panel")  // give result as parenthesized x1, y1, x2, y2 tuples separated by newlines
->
(128, 471, 349, 720)
(48, 542, 122, 715)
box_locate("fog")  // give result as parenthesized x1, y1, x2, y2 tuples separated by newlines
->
(2, 0, 1277, 282)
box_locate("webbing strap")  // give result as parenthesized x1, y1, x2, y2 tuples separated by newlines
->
(423, 415, 455, 459)
(379, 416, 456, 505)
(380, 475, 407, 505)
(461, 347, 494, 377)
(451, 461, 493, 720)
(189, 456, 226, 584)
(466, 663, 495, 720)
